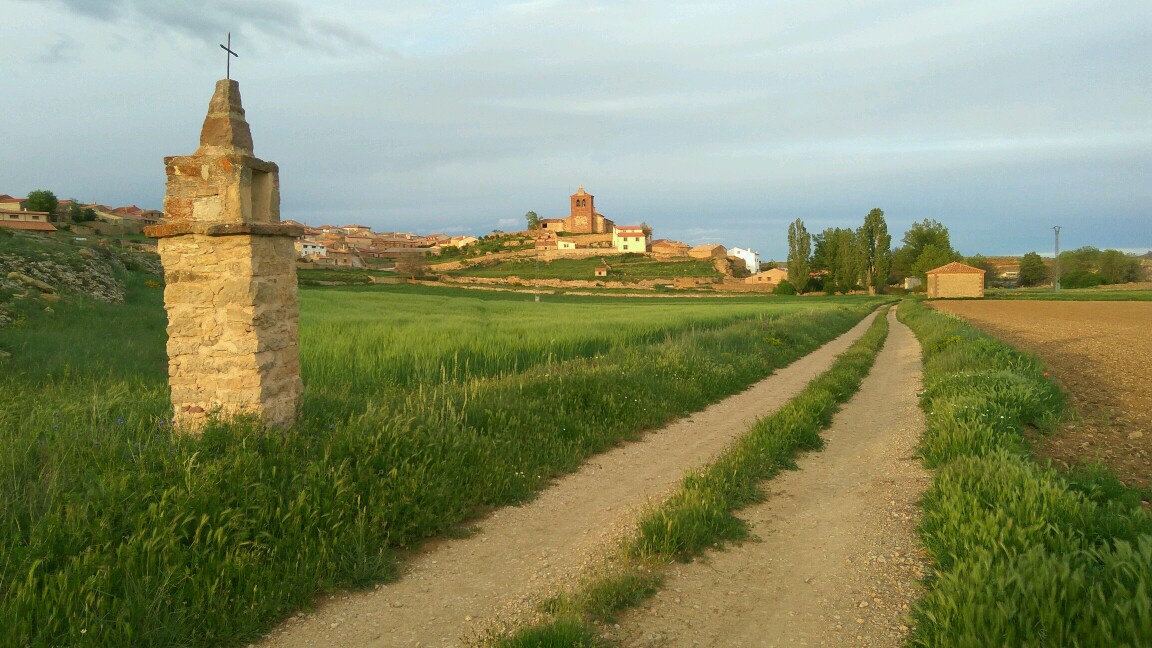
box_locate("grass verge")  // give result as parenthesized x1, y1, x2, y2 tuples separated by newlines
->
(494, 307, 891, 645)
(898, 298, 1152, 646)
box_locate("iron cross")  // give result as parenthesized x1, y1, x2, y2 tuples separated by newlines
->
(220, 32, 238, 79)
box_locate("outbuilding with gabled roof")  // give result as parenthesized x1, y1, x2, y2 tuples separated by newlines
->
(925, 261, 985, 298)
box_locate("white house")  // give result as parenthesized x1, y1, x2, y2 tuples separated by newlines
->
(728, 247, 761, 274)
(612, 225, 650, 253)
(296, 238, 328, 258)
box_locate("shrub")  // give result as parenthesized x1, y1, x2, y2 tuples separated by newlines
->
(772, 279, 796, 295)
(1060, 270, 1106, 289)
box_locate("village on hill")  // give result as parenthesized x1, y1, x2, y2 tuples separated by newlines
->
(1, 185, 790, 291)
(5, 185, 1147, 296)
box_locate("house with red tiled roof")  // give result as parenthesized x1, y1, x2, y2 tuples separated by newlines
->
(112, 205, 144, 217)
(0, 195, 24, 211)
(0, 208, 56, 233)
(612, 225, 650, 253)
(926, 262, 985, 298)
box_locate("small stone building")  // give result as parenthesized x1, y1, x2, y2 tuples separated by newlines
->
(925, 261, 985, 298)
(746, 267, 787, 286)
(651, 239, 690, 257)
(688, 244, 727, 260)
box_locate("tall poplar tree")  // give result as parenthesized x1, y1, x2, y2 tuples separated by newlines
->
(786, 218, 811, 293)
(857, 208, 892, 295)
(831, 227, 861, 293)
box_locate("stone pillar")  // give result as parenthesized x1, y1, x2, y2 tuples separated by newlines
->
(146, 79, 303, 431)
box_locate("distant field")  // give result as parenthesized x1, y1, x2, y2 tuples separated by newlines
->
(446, 253, 722, 281)
(984, 282, 1152, 301)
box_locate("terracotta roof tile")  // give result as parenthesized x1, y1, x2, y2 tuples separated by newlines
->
(0, 220, 57, 232)
(926, 261, 985, 274)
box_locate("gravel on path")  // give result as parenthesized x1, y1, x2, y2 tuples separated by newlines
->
(256, 313, 880, 648)
(608, 307, 931, 647)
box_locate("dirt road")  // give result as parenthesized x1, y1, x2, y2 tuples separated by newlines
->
(608, 308, 930, 647)
(258, 309, 928, 647)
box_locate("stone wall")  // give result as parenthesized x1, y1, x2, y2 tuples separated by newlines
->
(928, 273, 984, 298)
(159, 233, 302, 426)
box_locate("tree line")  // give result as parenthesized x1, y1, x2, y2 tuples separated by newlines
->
(1017, 247, 1143, 288)
(784, 210, 1144, 294)
(785, 209, 964, 294)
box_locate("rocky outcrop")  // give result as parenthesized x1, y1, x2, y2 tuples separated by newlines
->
(0, 246, 157, 306)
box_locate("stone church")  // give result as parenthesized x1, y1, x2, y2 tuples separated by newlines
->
(540, 186, 615, 234)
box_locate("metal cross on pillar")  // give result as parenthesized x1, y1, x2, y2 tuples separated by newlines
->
(220, 32, 238, 79)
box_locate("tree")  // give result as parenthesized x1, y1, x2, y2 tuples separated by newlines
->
(1097, 249, 1140, 284)
(525, 211, 541, 231)
(1061, 270, 1105, 289)
(786, 218, 811, 293)
(773, 279, 796, 295)
(893, 218, 955, 279)
(1057, 246, 1100, 275)
(1018, 252, 1048, 287)
(857, 208, 892, 295)
(910, 243, 955, 278)
(814, 227, 861, 294)
(25, 189, 58, 215)
(831, 227, 861, 293)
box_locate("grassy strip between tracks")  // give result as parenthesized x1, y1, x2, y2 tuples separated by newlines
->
(897, 299, 1152, 646)
(492, 307, 891, 647)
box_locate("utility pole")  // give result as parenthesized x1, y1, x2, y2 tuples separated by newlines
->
(1052, 225, 1061, 292)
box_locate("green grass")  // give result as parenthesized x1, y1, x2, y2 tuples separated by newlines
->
(497, 307, 891, 644)
(0, 252, 887, 647)
(296, 268, 377, 285)
(898, 299, 1152, 646)
(447, 254, 721, 281)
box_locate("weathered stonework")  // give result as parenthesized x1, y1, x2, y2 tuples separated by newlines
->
(146, 79, 303, 430)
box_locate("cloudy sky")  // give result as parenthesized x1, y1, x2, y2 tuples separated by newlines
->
(3, 0, 1149, 259)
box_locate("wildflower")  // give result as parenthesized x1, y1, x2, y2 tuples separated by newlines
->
(116, 418, 126, 424)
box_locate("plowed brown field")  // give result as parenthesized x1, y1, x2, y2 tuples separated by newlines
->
(929, 300, 1151, 489)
